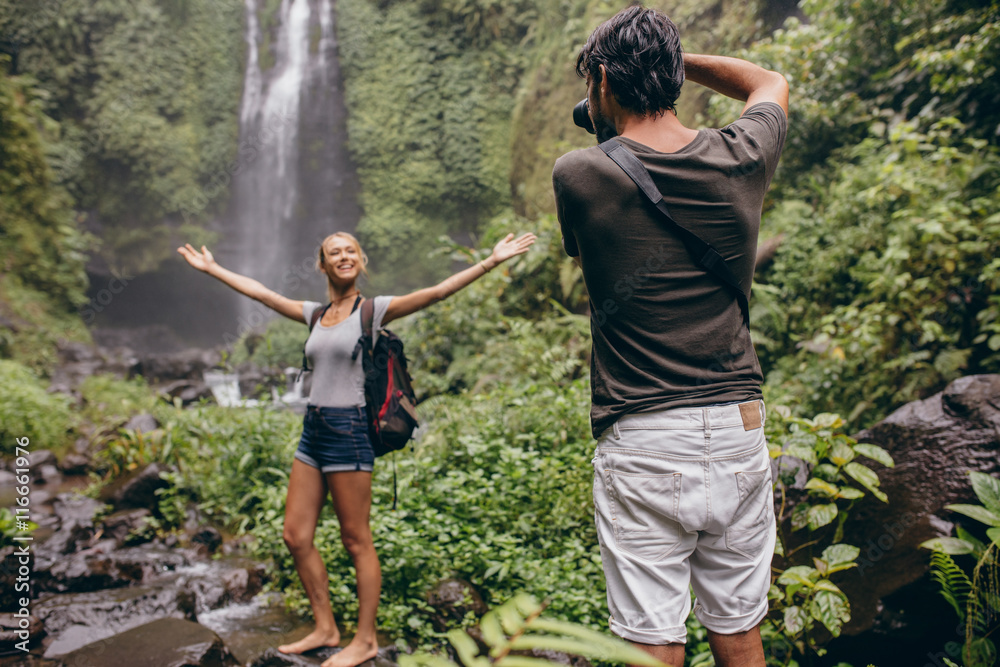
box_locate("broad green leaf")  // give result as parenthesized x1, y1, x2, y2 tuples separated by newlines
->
(811, 413, 843, 429)
(987, 527, 1000, 547)
(508, 634, 664, 667)
(511, 593, 542, 618)
(527, 619, 664, 666)
(497, 602, 525, 635)
(480, 611, 506, 648)
(448, 630, 482, 667)
(809, 590, 850, 637)
(970, 472, 1000, 515)
(828, 442, 855, 466)
(844, 462, 887, 502)
(784, 606, 807, 634)
(778, 565, 816, 587)
(808, 503, 838, 530)
(821, 544, 860, 566)
(946, 503, 1000, 527)
(774, 533, 785, 557)
(814, 579, 845, 596)
(852, 443, 895, 468)
(400, 654, 459, 667)
(919, 537, 975, 555)
(791, 502, 811, 531)
(500, 659, 571, 667)
(784, 442, 818, 466)
(837, 487, 864, 500)
(805, 478, 840, 497)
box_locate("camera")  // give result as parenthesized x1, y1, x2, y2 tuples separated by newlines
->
(573, 99, 595, 134)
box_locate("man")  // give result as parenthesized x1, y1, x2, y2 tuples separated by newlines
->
(552, 6, 788, 667)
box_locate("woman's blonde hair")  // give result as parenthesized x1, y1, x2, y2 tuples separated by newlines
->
(317, 232, 369, 301)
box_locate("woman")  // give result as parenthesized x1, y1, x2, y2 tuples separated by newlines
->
(177, 230, 535, 667)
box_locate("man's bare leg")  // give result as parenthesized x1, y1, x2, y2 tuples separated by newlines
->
(707, 625, 766, 667)
(631, 641, 684, 667)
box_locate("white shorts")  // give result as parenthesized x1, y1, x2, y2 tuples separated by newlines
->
(592, 400, 775, 644)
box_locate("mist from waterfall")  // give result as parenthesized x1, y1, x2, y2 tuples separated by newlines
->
(223, 0, 361, 322)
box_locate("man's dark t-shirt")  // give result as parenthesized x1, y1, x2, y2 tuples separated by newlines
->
(553, 102, 787, 439)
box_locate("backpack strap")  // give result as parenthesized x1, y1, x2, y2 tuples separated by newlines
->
(598, 138, 751, 327)
(300, 296, 363, 377)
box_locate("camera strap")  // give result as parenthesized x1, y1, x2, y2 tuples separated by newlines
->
(598, 138, 751, 328)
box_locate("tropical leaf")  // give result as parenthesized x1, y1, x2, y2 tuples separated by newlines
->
(947, 504, 1000, 527)
(970, 472, 1000, 516)
(808, 503, 838, 530)
(821, 543, 860, 566)
(808, 590, 850, 637)
(844, 462, 887, 502)
(852, 443, 895, 468)
(921, 537, 977, 555)
(929, 551, 972, 621)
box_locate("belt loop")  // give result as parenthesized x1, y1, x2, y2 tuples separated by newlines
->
(703, 407, 710, 437)
(612, 420, 621, 440)
(759, 399, 765, 426)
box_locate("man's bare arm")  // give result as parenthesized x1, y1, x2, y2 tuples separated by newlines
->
(683, 53, 788, 116)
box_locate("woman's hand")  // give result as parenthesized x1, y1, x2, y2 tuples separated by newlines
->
(488, 232, 537, 268)
(177, 244, 218, 273)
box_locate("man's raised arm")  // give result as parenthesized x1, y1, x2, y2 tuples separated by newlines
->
(683, 53, 788, 117)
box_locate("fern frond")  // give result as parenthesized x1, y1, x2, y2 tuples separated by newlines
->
(930, 551, 973, 621)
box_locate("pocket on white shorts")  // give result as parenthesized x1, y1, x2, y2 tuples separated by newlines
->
(725, 468, 772, 559)
(606, 470, 682, 562)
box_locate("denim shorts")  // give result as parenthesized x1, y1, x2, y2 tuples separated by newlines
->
(593, 400, 775, 644)
(295, 405, 374, 473)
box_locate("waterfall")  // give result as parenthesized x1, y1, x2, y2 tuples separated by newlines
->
(224, 0, 361, 324)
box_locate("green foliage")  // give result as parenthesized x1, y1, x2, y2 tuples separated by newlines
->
(78, 373, 159, 425)
(0, 507, 37, 549)
(336, 0, 536, 292)
(403, 593, 664, 667)
(921, 471, 1000, 667)
(763, 408, 893, 663)
(753, 119, 1000, 428)
(0, 55, 92, 368)
(0, 0, 243, 275)
(0, 360, 76, 457)
(229, 316, 307, 370)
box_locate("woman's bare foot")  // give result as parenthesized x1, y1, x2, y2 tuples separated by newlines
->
(278, 626, 342, 654)
(320, 636, 379, 667)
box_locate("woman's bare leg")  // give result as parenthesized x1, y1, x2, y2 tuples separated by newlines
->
(278, 459, 342, 654)
(321, 470, 380, 667)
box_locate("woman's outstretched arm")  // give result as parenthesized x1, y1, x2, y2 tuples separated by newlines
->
(177, 244, 307, 323)
(382, 232, 536, 325)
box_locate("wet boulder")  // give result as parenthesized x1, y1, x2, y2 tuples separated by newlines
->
(100, 508, 154, 547)
(0, 611, 45, 650)
(35, 543, 191, 594)
(36, 585, 196, 657)
(53, 617, 238, 666)
(426, 578, 488, 632)
(832, 375, 1000, 636)
(98, 462, 171, 511)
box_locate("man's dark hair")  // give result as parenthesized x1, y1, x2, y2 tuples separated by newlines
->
(575, 5, 684, 117)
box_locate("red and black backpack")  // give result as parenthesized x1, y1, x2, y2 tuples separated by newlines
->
(304, 297, 419, 457)
(350, 299, 419, 457)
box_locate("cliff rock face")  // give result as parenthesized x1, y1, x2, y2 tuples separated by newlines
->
(839, 374, 1000, 634)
